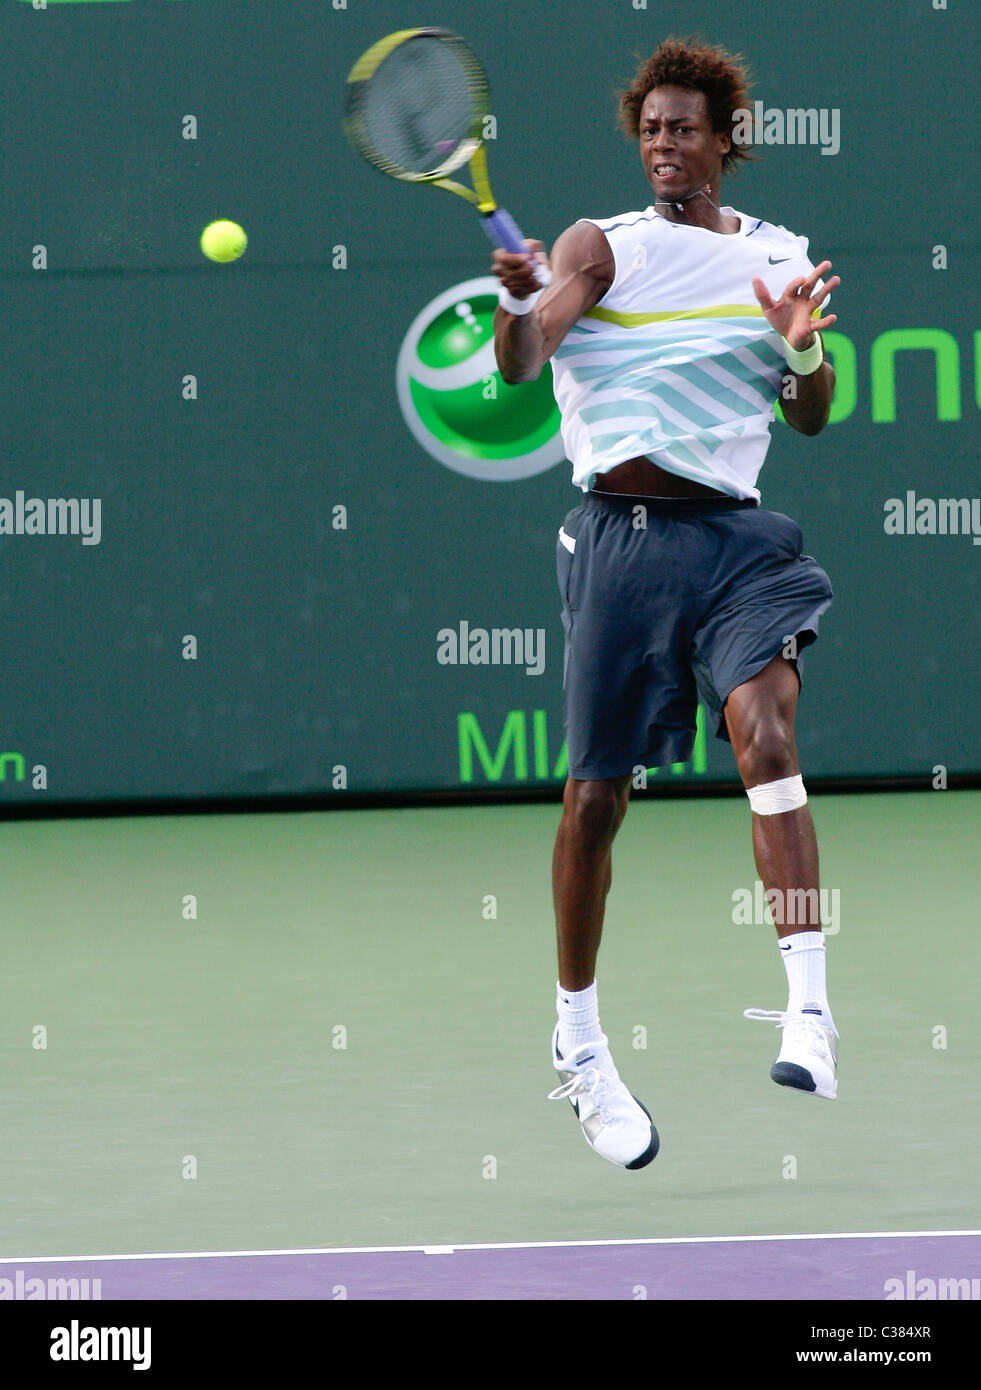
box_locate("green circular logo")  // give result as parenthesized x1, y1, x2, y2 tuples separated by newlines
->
(396, 277, 566, 481)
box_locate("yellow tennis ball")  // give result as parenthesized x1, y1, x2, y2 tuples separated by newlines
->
(200, 220, 247, 263)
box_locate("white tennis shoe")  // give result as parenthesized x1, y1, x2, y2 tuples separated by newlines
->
(743, 1009, 838, 1099)
(548, 1026, 659, 1169)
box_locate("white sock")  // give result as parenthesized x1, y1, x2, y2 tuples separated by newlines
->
(780, 931, 837, 1035)
(556, 981, 601, 1055)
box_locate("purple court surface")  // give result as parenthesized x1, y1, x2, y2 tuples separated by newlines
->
(4, 1233, 980, 1300)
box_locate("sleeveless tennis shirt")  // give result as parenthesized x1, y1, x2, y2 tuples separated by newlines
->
(549, 206, 829, 500)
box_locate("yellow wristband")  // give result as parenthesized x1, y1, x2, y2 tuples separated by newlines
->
(782, 334, 824, 375)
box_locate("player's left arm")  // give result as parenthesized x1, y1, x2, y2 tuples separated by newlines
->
(753, 260, 840, 437)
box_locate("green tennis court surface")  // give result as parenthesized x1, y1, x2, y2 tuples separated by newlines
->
(2, 791, 978, 1260)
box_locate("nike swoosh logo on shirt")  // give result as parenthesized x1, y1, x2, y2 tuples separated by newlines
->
(769, 255, 793, 264)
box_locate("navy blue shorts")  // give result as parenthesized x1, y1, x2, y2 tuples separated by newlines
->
(557, 492, 834, 780)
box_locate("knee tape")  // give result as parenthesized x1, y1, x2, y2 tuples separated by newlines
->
(747, 774, 807, 815)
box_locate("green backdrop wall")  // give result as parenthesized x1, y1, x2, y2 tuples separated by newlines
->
(1, 0, 978, 804)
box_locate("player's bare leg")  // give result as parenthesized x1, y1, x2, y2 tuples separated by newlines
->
(725, 651, 838, 1097)
(552, 774, 631, 990)
(548, 773, 658, 1167)
(724, 652, 819, 938)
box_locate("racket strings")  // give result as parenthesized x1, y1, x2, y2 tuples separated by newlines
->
(352, 36, 484, 177)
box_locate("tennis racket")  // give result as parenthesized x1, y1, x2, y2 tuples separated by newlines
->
(343, 27, 541, 264)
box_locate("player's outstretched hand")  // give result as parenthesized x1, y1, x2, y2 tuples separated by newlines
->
(492, 239, 550, 299)
(752, 259, 840, 351)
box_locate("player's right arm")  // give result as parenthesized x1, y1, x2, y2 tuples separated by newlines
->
(492, 221, 615, 384)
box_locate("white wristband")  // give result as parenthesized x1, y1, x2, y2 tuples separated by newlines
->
(782, 333, 824, 375)
(498, 285, 543, 316)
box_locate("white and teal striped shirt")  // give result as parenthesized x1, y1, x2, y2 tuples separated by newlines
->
(550, 206, 829, 499)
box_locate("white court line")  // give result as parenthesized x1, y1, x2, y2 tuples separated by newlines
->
(2, 1229, 980, 1266)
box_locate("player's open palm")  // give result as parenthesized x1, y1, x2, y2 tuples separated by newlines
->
(752, 260, 840, 350)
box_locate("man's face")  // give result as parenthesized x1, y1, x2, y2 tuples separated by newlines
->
(638, 86, 731, 200)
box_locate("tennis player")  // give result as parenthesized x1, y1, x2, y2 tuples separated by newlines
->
(493, 37, 841, 1169)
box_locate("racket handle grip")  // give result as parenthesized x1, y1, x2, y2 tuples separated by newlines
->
(482, 208, 552, 288)
(481, 207, 529, 255)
